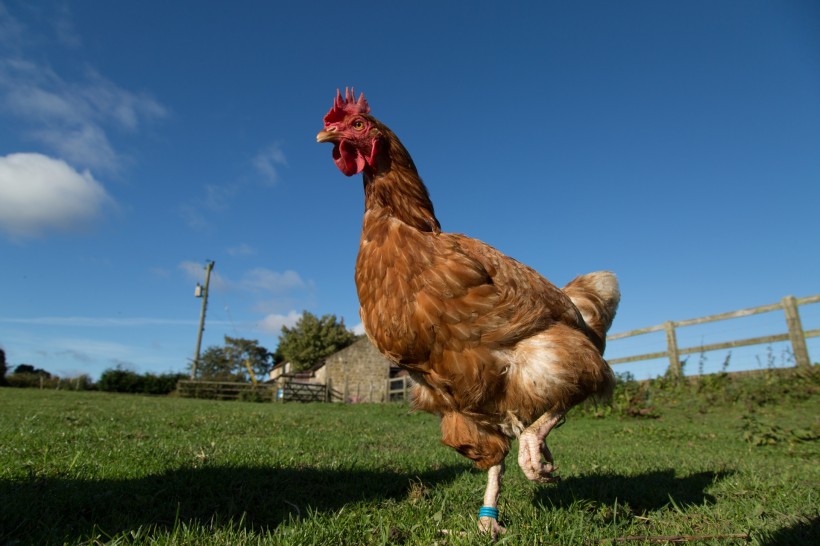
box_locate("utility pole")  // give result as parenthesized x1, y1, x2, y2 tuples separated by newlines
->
(191, 260, 215, 379)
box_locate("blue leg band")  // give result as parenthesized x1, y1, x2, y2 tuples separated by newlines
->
(478, 506, 499, 520)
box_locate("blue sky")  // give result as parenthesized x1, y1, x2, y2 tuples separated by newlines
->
(1, 1, 818, 381)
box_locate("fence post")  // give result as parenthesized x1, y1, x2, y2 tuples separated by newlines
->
(665, 321, 681, 378)
(782, 296, 810, 368)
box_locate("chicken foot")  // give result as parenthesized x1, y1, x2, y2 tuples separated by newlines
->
(478, 462, 506, 537)
(517, 411, 565, 482)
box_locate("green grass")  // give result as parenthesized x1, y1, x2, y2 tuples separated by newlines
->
(1, 369, 818, 545)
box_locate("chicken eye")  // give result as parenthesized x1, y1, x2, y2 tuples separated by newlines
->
(352, 120, 365, 131)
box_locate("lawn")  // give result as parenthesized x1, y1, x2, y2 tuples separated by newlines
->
(0, 368, 817, 545)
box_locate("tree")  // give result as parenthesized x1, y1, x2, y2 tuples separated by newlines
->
(13, 364, 51, 377)
(193, 337, 273, 381)
(194, 345, 236, 380)
(0, 349, 7, 386)
(7, 363, 55, 388)
(223, 336, 273, 381)
(276, 311, 358, 371)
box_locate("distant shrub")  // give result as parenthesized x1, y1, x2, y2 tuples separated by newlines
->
(142, 372, 188, 395)
(5, 371, 95, 390)
(57, 375, 96, 391)
(580, 362, 819, 419)
(98, 368, 140, 392)
(98, 367, 186, 395)
(6, 373, 61, 389)
(238, 387, 270, 403)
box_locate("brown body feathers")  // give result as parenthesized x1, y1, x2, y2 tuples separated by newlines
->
(319, 90, 620, 470)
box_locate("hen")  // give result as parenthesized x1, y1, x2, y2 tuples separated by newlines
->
(317, 89, 620, 536)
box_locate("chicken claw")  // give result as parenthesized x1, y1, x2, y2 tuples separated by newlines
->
(517, 412, 565, 482)
(478, 515, 507, 538)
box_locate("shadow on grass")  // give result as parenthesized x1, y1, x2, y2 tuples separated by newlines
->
(758, 516, 820, 546)
(0, 464, 464, 545)
(533, 469, 732, 514)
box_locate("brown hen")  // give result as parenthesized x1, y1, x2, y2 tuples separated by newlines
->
(317, 88, 620, 537)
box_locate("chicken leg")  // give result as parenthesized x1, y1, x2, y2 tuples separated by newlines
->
(517, 411, 565, 482)
(478, 462, 506, 537)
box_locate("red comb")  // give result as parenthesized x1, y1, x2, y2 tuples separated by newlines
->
(323, 87, 370, 125)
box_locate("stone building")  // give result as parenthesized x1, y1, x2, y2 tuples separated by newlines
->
(268, 338, 409, 403)
(323, 337, 396, 402)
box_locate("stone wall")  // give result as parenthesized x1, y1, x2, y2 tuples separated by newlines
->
(323, 338, 392, 402)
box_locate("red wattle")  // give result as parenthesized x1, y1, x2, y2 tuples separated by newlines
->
(333, 140, 366, 177)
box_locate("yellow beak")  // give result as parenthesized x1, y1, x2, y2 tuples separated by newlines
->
(316, 130, 338, 143)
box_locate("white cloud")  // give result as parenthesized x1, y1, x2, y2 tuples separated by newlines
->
(1, 326, 187, 380)
(256, 310, 301, 335)
(55, 348, 96, 364)
(50, 337, 137, 366)
(0, 7, 167, 173)
(178, 262, 308, 295)
(180, 144, 282, 230)
(0, 152, 115, 239)
(179, 182, 241, 229)
(80, 68, 167, 131)
(31, 124, 118, 173)
(178, 262, 313, 334)
(179, 260, 229, 291)
(179, 260, 206, 279)
(240, 268, 306, 293)
(179, 203, 207, 230)
(253, 142, 287, 185)
(352, 322, 366, 335)
(52, 4, 82, 49)
(0, 3, 25, 52)
(227, 243, 256, 256)
(0, 316, 205, 327)
(202, 183, 236, 211)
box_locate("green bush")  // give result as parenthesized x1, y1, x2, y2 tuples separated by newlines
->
(6, 373, 60, 389)
(582, 362, 819, 419)
(238, 387, 272, 403)
(97, 368, 186, 395)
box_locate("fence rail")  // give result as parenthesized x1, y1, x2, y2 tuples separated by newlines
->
(177, 379, 331, 403)
(179, 294, 816, 403)
(606, 294, 819, 376)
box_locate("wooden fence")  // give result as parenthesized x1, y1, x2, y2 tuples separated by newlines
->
(180, 294, 816, 403)
(386, 294, 818, 401)
(177, 379, 328, 403)
(606, 294, 819, 377)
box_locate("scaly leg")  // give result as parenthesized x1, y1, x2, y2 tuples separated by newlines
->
(478, 462, 506, 537)
(517, 410, 565, 482)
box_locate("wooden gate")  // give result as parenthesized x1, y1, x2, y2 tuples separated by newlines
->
(278, 380, 328, 402)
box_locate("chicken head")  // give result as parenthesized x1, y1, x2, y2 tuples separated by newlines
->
(316, 88, 383, 176)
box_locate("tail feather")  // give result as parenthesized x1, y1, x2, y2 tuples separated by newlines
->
(563, 271, 620, 347)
